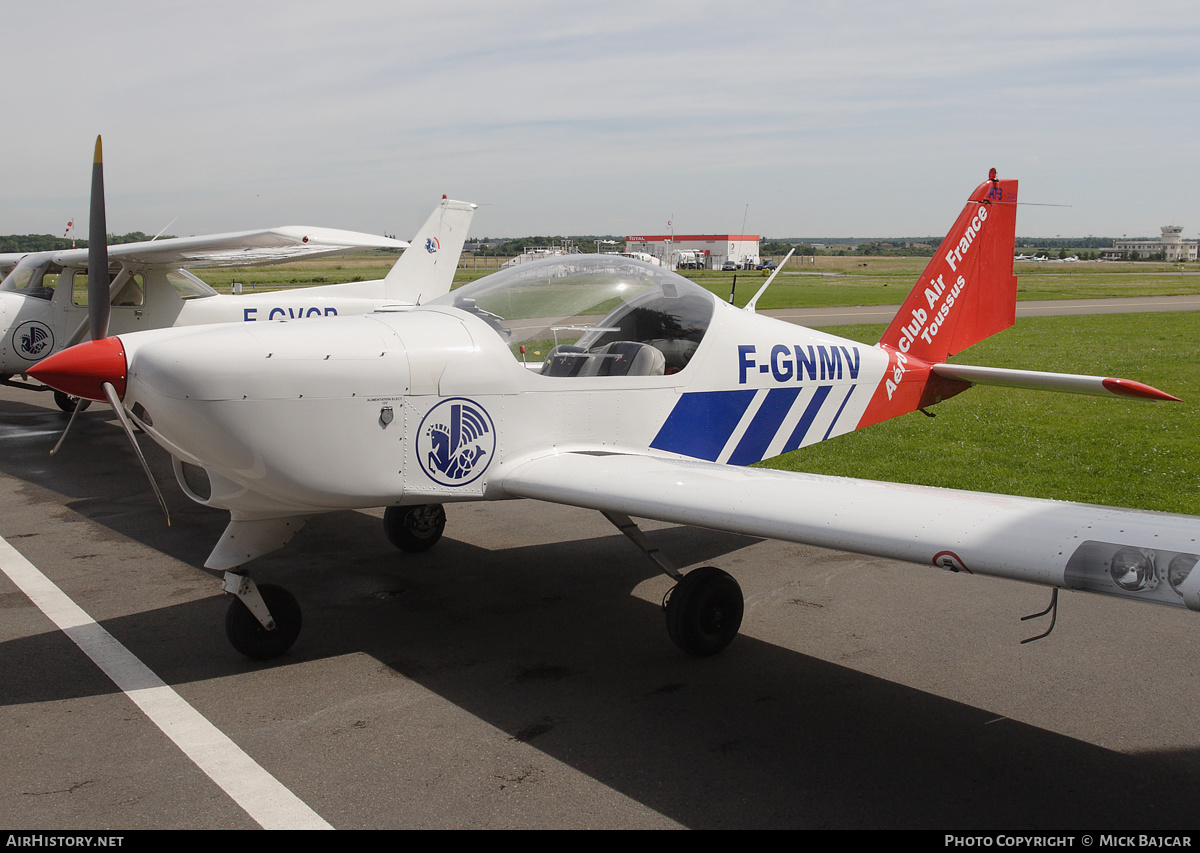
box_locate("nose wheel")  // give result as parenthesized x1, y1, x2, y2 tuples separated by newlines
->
(53, 390, 90, 413)
(383, 504, 446, 552)
(224, 577, 302, 660)
(664, 566, 744, 657)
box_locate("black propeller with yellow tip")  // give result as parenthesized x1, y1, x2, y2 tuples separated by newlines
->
(46, 136, 169, 523)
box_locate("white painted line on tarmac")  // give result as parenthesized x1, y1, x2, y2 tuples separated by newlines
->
(0, 535, 332, 830)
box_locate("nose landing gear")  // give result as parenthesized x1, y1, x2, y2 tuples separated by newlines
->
(53, 390, 90, 413)
(223, 573, 302, 660)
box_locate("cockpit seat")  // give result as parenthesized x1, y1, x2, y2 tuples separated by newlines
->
(581, 341, 666, 377)
(541, 345, 588, 376)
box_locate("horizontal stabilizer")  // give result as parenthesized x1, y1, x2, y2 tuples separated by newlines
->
(931, 363, 1181, 401)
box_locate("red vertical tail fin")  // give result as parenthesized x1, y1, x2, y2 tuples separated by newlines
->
(879, 171, 1018, 362)
(857, 171, 1018, 431)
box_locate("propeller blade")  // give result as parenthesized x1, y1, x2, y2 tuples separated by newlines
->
(44, 137, 112, 458)
(101, 381, 170, 526)
(88, 136, 110, 342)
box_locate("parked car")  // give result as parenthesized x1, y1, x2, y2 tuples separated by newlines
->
(757, 260, 777, 271)
(721, 260, 737, 271)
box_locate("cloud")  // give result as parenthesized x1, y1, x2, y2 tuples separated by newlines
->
(3, 1, 1197, 238)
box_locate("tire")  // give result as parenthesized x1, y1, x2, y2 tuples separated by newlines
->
(665, 566, 744, 657)
(53, 390, 90, 413)
(225, 583, 302, 660)
(383, 504, 446, 553)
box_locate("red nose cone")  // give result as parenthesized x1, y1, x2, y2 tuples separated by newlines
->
(28, 338, 127, 402)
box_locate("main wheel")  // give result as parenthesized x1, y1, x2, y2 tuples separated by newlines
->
(665, 567, 744, 657)
(53, 390, 90, 413)
(225, 583, 302, 660)
(383, 504, 446, 553)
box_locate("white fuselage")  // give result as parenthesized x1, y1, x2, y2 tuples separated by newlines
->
(0, 269, 402, 379)
(117, 298, 890, 516)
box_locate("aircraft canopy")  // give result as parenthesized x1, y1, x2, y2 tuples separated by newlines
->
(430, 255, 715, 375)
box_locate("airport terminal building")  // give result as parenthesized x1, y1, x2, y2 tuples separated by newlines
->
(1103, 226, 1199, 261)
(624, 234, 760, 269)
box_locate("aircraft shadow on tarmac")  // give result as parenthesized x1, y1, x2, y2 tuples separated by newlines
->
(4, 399, 1200, 828)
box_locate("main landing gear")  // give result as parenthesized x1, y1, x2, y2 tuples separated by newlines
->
(218, 504, 746, 660)
(603, 511, 744, 657)
(663, 566, 744, 657)
(383, 504, 446, 553)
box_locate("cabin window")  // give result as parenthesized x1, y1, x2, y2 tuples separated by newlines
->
(0, 258, 60, 300)
(166, 269, 218, 300)
(71, 270, 145, 307)
(429, 255, 714, 377)
(112, 274, 145, 307)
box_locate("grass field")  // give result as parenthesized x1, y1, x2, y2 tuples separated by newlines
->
(678, 258, 1200, 309)
(194, 253, 1200, 309)
(761, 311, 1200, 514)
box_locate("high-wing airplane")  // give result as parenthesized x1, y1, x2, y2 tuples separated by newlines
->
(2, 139, 476, 411)
(31, 169, 1200, 663)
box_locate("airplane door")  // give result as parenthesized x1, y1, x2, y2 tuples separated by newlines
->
(72, 269, 148, 333)
(109, 272, 147, 330)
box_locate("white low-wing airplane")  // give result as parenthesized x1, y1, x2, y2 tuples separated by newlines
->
(31, 170, 1198, 661)
(1, 139, 476, 410)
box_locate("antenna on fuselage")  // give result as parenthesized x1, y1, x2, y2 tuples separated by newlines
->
(743, 248, 794, 314)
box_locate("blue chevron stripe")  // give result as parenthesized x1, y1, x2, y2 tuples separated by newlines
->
(650, 390, 757, 461)
(727, 388, 801, 466)
(781, 385, 831, 453)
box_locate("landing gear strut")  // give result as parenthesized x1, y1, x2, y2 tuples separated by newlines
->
(383, 504, 446, 552)
(223, 573, 302, 660)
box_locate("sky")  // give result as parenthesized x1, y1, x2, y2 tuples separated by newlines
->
(3, 1, 1197, 242)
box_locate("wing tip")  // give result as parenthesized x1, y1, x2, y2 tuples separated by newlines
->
(1102, 377, 1182, 402)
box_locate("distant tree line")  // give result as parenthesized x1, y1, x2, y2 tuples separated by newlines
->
(467, 236, 626, 255)
(0, 232, 174, 252)
(763, 239, 939, 258)
(1015, 237, 1116, 249)
(466, 236, 947, 258)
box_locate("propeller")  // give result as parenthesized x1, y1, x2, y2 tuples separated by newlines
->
(88, 136, 110, 342)
(42, 136, 170, 524)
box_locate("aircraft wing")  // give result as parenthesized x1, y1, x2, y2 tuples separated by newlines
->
(497, 450, 1200, 610)
(40, 227, 409, 270)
